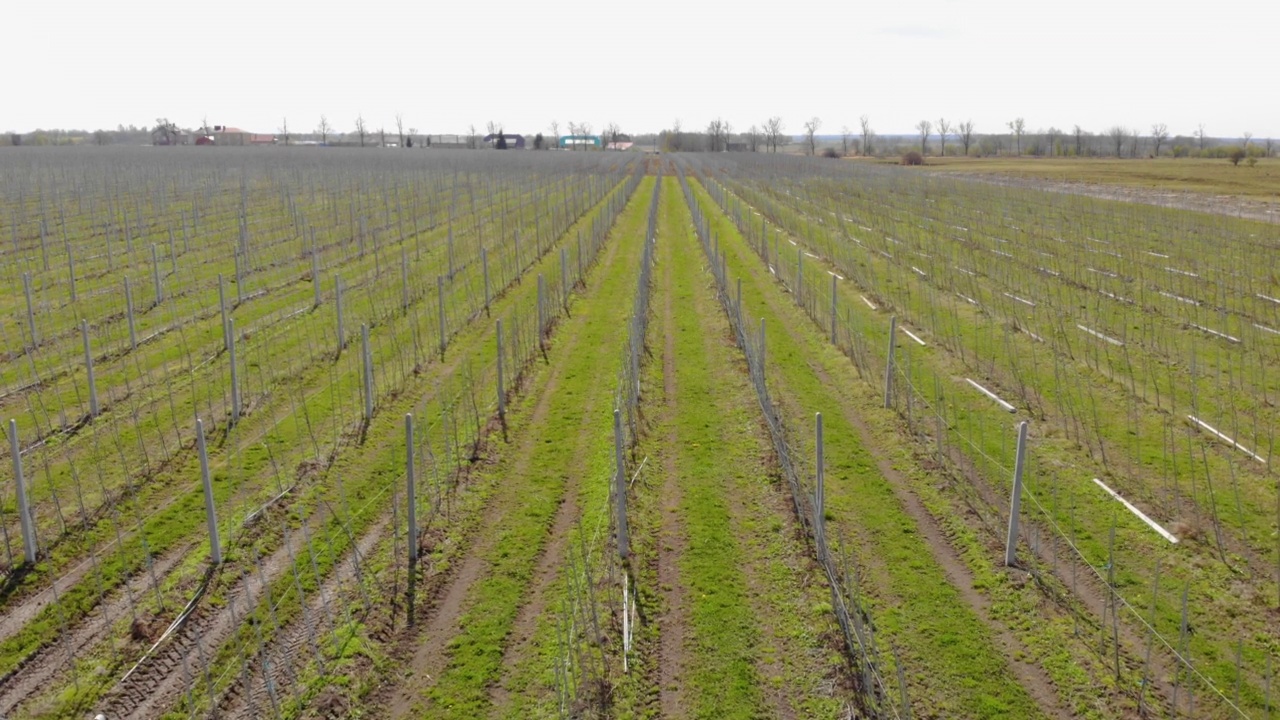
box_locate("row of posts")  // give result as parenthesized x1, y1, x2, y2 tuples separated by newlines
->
(881, 314, 1028, 566)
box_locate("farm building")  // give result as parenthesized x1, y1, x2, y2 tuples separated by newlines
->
(208, 126, 276, 146)
(483, 133, 526, 149)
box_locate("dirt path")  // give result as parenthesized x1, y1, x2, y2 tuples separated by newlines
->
(381, 190, 637, 720)
(654, 191, 690, 718)
(217, 518, 387, 719)
(0, 544, 189, 717)
(735, 261, 1067, 714)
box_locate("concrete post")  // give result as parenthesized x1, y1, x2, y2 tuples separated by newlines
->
(482, 247, 490, 313)
(229, 319, 241, 424)
(81, 320, 98, 417)
(10, 420, 37, 563)
(125, 277, 137, 351)
(614, 409, 630, 561)
(1005, 421, 1029, 567)
(335, 276, 345, 353)
(884, 316, 897, 409)
(196, 419, 222, 565)
(496, 320, 506, 422)
(406, 414, 417, 566)
(815, 412, 825, 546)
(218, 273, 229, 351)
(22, 272, 36, 346)
(151, 244, 162, 304)
(362, 324, 373, 421)
(831, 273, 838, 345)
(437, 275, 446, 359)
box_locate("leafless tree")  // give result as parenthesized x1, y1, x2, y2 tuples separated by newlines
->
(1266, 138, 1274, 157)
(1195, 123, 1207, 151)
(604, 122, 622, 149)
(916, 120, 932, 155)
(1107, 126, 1126, 157)
(1243, 131, 1253, 148)
(1007, 117, 1026, 155)
(671, 118, 684, 151)
(1045, 127, 1062, 156)
(1073, 124, 1085, 156)
(765, 116, 784, 153)
(278, 117, 290, 145)
(396, 113, 405, 148)
(803, 116, 821, 156)
(468, 124, 478, 149)
(354, 114, 368, 147)
(550, 120, 561, 148)
(859, 114, 873, 156)
(840, 125, 852, 156)
(936, 118, 951, 156)
(746, 124, 761, 152)
(958, 120, 975, 156)
(317, 115, 332, 145)
(1150, 123, 1169, 156)
(408, 127, 417, 147)
(707, 117, 729, 152)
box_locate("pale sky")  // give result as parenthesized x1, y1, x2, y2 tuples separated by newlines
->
(5, 0, 1278, 139)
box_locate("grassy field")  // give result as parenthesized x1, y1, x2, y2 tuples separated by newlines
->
(899, 156, 1280, 202)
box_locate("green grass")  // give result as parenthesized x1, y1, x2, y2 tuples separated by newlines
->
(399, 178, 654, 718)
(687, 178, 1049, 719)
(656, 176, 844, 718)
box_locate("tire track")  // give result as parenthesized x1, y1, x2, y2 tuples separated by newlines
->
(381, 205, 630, 720)
(218, 517, 388, 719)
(653, 191, 690, 718)
(0, 544, 190, 717)
(96, 526, 307, 719)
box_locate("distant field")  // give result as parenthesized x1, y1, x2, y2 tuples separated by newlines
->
(901, 156, 1280, 202)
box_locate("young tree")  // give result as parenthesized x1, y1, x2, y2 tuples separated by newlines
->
(916, 119, 932, 155)
(354, 114, 368, 147)
(468, 124, 478, 149)
(317, 115, 332, 145)
(396, 113, 405, 148)
(1073, 124, 1085, 156)
(1195, 123, 1207, 151)
(670, 118, 684, 152)
(747, 124, 761, 152)
(379, 127, 387, 147)
(279, 117, 290, 145)
(803, 116, 822, 155)
(1150, 123, 1169, 156)
(1007, 117, 1026, 155)
(1107, 126, 1126, 157)
(550, 120, 561, 148)
(958, 120, 975, 156)
(765, 116, 784, 153)
(859, 114, 873, 156)
(936, 118, 951, 156)
(841, 125, 852, 156)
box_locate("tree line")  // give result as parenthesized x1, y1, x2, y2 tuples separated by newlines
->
(3, 115, 1274, 160)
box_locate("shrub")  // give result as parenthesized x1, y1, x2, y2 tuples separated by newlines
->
(901, 151, 924, 166)
(1228, 147, 1246, 166)
(821, 147, 840, 159)
(1246, 156, 1258, 168)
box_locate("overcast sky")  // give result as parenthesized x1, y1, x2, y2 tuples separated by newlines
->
(6, 0, 1278, 139)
